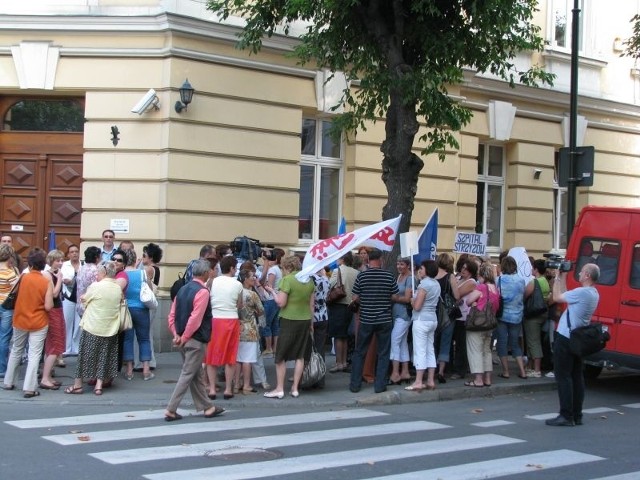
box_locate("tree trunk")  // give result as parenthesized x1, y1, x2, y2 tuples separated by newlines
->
(380, 90, 424, 269)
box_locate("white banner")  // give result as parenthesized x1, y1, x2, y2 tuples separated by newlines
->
(296, 215, 402, 282)
(453, 231, 487, 256)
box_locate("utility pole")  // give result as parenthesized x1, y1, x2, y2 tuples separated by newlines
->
(567, 0, 580, 240)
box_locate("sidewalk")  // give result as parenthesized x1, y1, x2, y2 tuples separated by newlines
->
(0, 351, 557, 408)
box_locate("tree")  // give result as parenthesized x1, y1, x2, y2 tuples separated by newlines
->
(208, 0, 553, 248)
(624, 14, 640, 58)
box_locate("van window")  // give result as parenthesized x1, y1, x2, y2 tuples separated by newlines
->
(630, 245, 640, 289)
(574, 238, 620, 286)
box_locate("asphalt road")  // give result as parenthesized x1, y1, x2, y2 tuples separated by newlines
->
(0, 370, 638, 480)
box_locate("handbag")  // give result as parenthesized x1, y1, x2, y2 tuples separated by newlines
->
(567, 308, 610, 357)
(524, 278, 547, 318)
(465, 285, 498, 331)
(139, 269, 158, 309)
(326, 267, 346, 304)
(118, 298, 133, 332)
(437, 275, 460, 330)
(300, 336, 326, 389)
(1, 276, 22, 310)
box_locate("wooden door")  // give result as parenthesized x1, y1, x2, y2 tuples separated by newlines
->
(0, 131, 83, 257)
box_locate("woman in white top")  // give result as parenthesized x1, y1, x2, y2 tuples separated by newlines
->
(406, 260, 441, 391)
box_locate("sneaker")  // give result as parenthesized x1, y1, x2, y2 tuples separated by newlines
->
(262, 349, 273, 358)
(529, 371, 542, 378)
(545, 371, 555, 378)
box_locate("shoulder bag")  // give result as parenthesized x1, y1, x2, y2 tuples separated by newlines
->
(567, 308, 610, 357)
(139, 269, 158, 309)
(496, 276, 504, 319)
(465, 284, 498, 331)
(1, 276, 22, 310)
(300, 335, 326, 389)
(118, 298, 133, 332)
(524, 278, 547, 318)
(326, 267, 346, 304)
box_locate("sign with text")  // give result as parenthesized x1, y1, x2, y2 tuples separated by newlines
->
(453, 232, 487, 256)
(110, 218, 130, 234)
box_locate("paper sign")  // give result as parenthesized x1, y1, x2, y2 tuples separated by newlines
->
(400, 231, 418, 258)
(453, 232, 487, 256)
(110, 218, 130, 234)
(10, 225, 23, 231)
(508, 246, 533, 282)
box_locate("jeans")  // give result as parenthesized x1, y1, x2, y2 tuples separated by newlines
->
(350, 321, 392, 393)
(0, 306, 14, 375)
(123, 307, 152, 362)
(553, 334, 585, 421)
(496, 320, 523, 358)
(436, 320, 455, 363)
(260, 299, 280, 338)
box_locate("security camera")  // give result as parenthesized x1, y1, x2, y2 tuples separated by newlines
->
(533, 168, 542, 180)
(131, 89, 160, 115)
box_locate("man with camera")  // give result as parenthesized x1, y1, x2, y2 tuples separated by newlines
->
(546, 262, 600, 427)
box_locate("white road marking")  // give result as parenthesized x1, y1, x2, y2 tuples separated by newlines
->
(471, 420, 515, 427)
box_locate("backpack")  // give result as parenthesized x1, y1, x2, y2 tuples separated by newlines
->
(170, 272, 186, 301)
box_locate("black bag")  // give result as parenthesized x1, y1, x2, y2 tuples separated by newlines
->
(1, 277, 21, 310)
(437, 275, 460, 330)
(170, 272, 186, 301)
(66, 272, 78, 303)
(496, 277, 504, 318)
(524, 278, 547, 319)
(567, 309, 610, 357)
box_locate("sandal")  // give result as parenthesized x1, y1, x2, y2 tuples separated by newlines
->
(64, 385, 83, 395)
(204, 406, 225, 418)
(498, 373, 510, 379)
(329, 364, 344, 373)
(94, 388, 103, 396)
(23, 391, 40, 398)
(164, 412, 183, 422)
(2, 384, 15, 390)
(39, 383, 60, 390)
(464, 381, 485, 388)
(404, 384, 426, 391)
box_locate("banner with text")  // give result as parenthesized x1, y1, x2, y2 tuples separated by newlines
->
(453, 232, 487, 256)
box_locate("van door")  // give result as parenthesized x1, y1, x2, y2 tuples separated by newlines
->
(617, 214, 640, 356)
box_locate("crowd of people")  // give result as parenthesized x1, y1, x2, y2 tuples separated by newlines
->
(0, 232, 600, 425)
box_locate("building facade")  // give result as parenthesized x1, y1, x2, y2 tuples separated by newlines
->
(1, 1, 640, 348)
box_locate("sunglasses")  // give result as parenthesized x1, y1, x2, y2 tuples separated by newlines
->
(113, 258, 124, 263)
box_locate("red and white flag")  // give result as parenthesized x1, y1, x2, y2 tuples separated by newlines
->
(296, 215, 402, 282)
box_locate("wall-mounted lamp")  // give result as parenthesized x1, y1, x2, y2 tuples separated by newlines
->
(175, 79, 194, 113)
(533, 168, 542, 180)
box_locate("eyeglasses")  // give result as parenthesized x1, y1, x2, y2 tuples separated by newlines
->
(103, 235, 114, 239)
(113, 258, 124, 263)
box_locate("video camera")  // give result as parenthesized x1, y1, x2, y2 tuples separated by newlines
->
(231, 236, 275, 262)
(543, 253, 572, 272)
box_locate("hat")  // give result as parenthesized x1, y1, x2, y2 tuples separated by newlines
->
(368, 248, 382, 260)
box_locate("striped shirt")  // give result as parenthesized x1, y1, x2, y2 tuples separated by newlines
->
(0, 267, 18, 303)
(352, 267, 399, 325)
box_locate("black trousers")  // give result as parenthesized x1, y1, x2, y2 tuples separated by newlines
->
(553, 334, 584, 421)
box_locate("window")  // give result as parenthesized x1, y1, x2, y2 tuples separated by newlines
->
(476, 144, 504, 250)
(3, 99, 84, 132)
(548, 0, 585, 52)
(574, 238, 619, 286)
(299, 118, 342, 241)
(553, 152, 568, 250)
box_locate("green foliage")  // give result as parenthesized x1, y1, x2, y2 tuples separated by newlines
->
(623, 14, 640, 59)
(208, 0, 553, 159)
(6, 99, 84, 132)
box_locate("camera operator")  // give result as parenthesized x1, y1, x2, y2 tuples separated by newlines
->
(546, 262, 600, 427)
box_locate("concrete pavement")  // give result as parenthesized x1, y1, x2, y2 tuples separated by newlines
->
(0, 351, 557, 409)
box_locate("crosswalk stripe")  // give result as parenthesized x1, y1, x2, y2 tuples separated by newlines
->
(142, 434, 524, 480)
(364, 449, 604, 480)
(591, 473, 640, 480)
(621, 403, 640, 409)
(471, 420, 515, 427)
(5, 410, 192, 429)
(526, 407, 617, 421)
(90, 420, 450, 465)
(42, 409, 388, 445)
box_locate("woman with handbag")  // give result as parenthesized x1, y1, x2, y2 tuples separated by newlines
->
(3, 249, 54, 397)
(464, 262, 500, 387)
(496, 255, 528, 379)
(389, 257, 414, 385)
(434, 253, 460, 384)
(263, 255, 314, 399)
(123, 249, 154, 381)
(64, 261, 122, 395)
(327, 252, 359, 373)
(0, 244, 19, 378)
(61, 244, 83, 358)
(523, 259, 550, 378)
(450, 257, 478, 379)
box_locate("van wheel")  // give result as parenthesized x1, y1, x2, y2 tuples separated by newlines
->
(584, 365, 603, 379)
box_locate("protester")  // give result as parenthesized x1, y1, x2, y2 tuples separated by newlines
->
(61, 244, 83, 357)
(523, 259, 550, 378)
(0, 244, 19, 377)
(327, 252, 358, 373)
(164, 259, 224, 421)
(389, 256, 414, 384)
(64, 261, 121, 395)
(2, 249, 53, 398)
(100, 229, 117, 262)
(434, 253, 460, 383)
(546, 263, 600, 427)
(235, 268, 264, 394)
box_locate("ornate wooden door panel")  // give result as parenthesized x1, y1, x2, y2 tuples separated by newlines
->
(0, 132, 83, 255)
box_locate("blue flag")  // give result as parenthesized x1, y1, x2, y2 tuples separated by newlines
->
(414, 208, 438, 264)
(327, 217, 346, 271)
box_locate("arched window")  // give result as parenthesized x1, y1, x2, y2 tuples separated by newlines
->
(3, 99, 84, 132)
